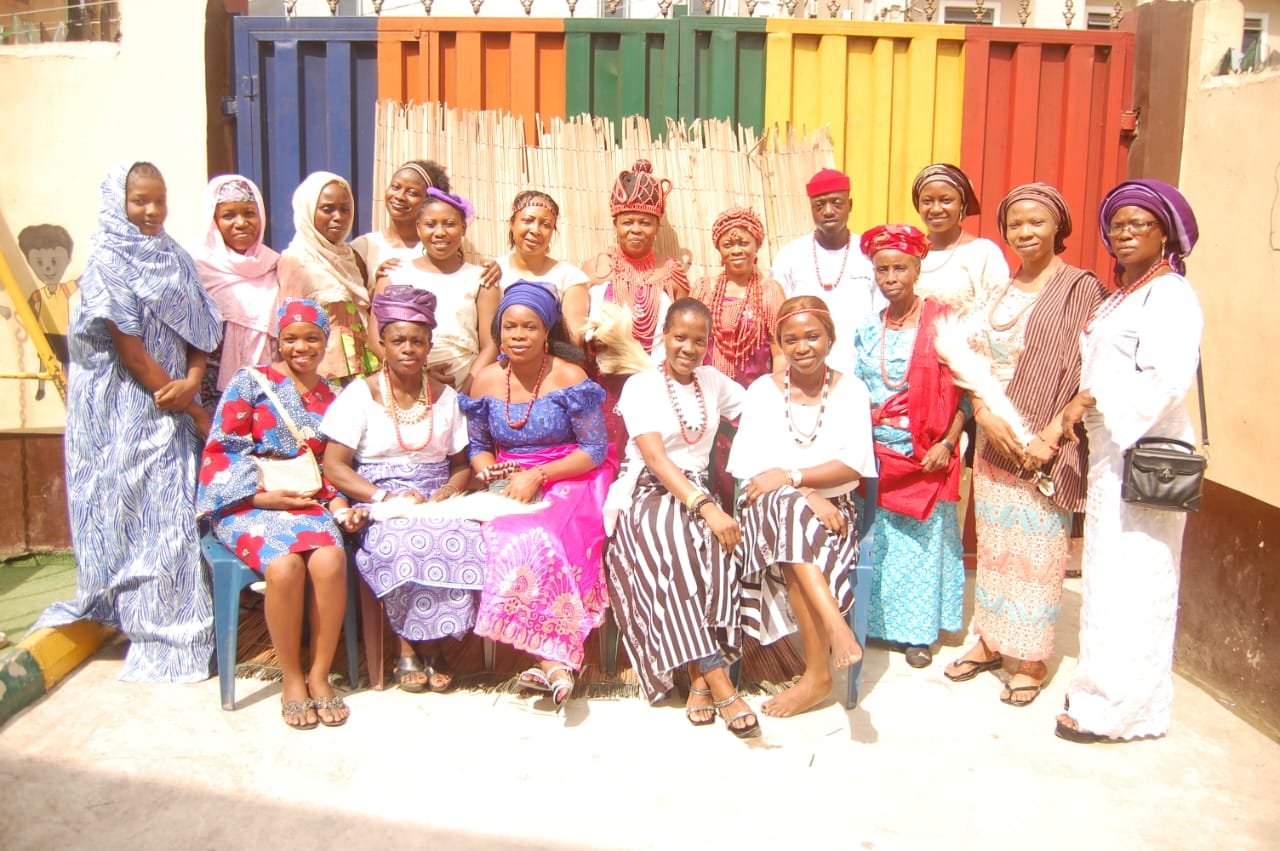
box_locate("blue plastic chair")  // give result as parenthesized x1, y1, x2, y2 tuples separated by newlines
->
(844, 476, 878, 709)
(200, 531, 361, 711)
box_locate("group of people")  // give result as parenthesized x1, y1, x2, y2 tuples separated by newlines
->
(37, 154, 1203, 746)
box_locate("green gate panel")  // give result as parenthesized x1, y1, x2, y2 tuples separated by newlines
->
(564, 19, 680, 140)
(678, 17, 767, 133)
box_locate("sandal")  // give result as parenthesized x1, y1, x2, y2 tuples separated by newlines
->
(517, 666, 552, 693)
(546, 665, 575, 710)
(685, 686, 716, 727)
(714, 692, 761, 739)
(944, 654, 1004, 682)
(280, 699, 317, 731)
(1054, 714, 1118, 744)
(394, 655, 428, 693)
(904, 645, 933, 669)
(1000, 682, 1045, 707)
(426, 654, 454, 693)
(313, 695, 349, 728)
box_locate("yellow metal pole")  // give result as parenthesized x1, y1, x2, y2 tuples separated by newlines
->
(0, 244, 66, 400)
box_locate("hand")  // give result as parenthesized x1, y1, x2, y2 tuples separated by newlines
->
(1060, 392, 1095, 445)
(741, 468, 790, 506)
(188, 405, 211, 441)
(975, 408, 1026, 463)
(699, 503, 742, 550)
(921, 443, 952, 473)
(375, 258, 403, 280)
(155, 376, 198, 412)
(387, 489, 426, 505)
(1023, 436, 1059, 471)
(429, 483, 462, 503)
(805, 492, 848, 537)
(335, 506, 369, 533)
(501, 469, 543, 504)
(254, 490, 320, 511)
(479, 258, 501, 289)
(427, 361, 455, 387)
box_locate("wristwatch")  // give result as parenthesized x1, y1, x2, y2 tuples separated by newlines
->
(787, 469, 803, 488)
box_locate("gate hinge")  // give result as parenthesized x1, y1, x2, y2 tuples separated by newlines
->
(240, 74, 259, 100)
(1120, 108, 1139, 134)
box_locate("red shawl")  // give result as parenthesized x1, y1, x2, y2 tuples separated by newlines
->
(872, 298, 964, 521)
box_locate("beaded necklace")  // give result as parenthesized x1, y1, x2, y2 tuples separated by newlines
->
(880, 298, 921, 391)
(784, 366, 832, 447)
(707, 271, 769, 379)
(661, 362, 707, 444)
(811, 234, 851, 291)
(380, 367, 434, 452)
(606, 246, 663, 346)
(1084, 259, 1169, 335)
(504, 354, 550, 429)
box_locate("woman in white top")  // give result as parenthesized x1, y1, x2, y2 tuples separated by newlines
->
(727, 295, 877, 718)
(912, 163, 1009, 312)
(375, 188, 499, 396)
(495, 190, 590, 344)
(322, 285, 482, 694)
(604, 298, 755, 738)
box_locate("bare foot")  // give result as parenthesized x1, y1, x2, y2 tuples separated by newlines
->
(828, 621, 862, 668)
(307, 673, 350, 726)
(762, 673, 833, 718)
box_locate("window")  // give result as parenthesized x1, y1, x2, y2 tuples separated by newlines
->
(1242, 14, 1268, 63)
(1086, 7, 1118, 30)
(0, 0, 120, 45)
(941, 3, 998, 25)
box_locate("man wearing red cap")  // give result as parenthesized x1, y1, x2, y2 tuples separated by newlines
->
(769, 168, 883, 375)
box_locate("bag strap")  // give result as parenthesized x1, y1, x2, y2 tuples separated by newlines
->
(247, 368, 312, 452)
(1196, 356, 1209, 460)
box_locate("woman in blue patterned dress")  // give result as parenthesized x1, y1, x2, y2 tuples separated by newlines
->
(35, 162, 222, 683)
(854, 225, 967, 669)
(197, 299, 364, 729)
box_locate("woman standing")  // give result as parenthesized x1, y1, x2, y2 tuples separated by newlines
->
(376, 188, 499, 396)
(911, 163, 1009, 311)
(495, 191, 590, 343)
(352, 160, 449, 287)
(277, 171, 376, 381)
(459, 281, 615, 709)
(855, 225, 967, 669)
(728, 296, 876, 718)
(192, 174, 279, 395)
(198, 299, 362, 728)
(942, 184, 1105, 705)
(323, 286, 482, 694)
(605, 299, 755, 736)
(1055, 179, 1202, 743)
(35, 162, 222, 683)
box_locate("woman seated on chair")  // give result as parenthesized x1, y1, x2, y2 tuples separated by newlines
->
(727, 295, 876, 718)
(197, 299, 366, 730)
(322, 285, 483, 694)
(604, 298, 758, 738)
(459, 280, 616, 710)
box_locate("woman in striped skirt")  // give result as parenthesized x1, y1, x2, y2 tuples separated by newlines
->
(604, 298, 756, 738)
(728, 295, 878, 718)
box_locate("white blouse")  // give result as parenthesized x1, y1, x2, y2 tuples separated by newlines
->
(496, 253, 589, 297)
(385, 261, 485, 385)
(320, 378, 469, 465)
(351, 230, 420, 289)
(915, 237, 1010, 312)
(727, 371, 877, 498)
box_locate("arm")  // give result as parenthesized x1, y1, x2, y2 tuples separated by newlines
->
(743, 459, 861, 504)
(465, 281, 501, 395)
(561, 284, 590, 349)
(108, 321, 209, 435)
(154, 346, 208, 412)
(634, 432, 741, 550)
(430, 451, 473, 502)
(921, 408, 966, 473)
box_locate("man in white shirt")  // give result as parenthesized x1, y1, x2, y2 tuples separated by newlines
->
(769, 168, 885, 375)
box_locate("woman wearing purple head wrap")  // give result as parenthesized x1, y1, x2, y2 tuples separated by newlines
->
(323, 284, 484, 693)
(1054, 179, 1203, 743)
(457, 278, 615, 709)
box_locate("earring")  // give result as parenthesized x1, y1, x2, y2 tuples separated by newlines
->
(544, 340, 550, 353)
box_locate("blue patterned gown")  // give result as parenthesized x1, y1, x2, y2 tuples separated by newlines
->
(35, 164, 223, 683)
(854, 317, 965, 646)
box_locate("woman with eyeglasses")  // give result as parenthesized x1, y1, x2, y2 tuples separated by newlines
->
(1054, 180, 1202, 743)
(940, 184, 1104, 707)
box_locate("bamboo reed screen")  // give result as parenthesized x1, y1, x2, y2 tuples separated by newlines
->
(372, 101, 836, 284)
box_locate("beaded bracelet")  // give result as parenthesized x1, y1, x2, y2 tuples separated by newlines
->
(690, 494, 715, 519)
(685, 490, 710, 512)
(532, 466, 550, 486)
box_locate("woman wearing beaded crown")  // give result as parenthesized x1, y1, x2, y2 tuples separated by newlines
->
(459, 281, 615, 710)
(941, 184, 1104, 707)
(1054, 180, 1202, 744)
(322, 285, 483, 694)
(911, 163, 1009, 311)
(604, 298, 757, 737)
(854, 225, 967, 670)
(727, 295, 876, 718)
(691, 207, 785, 507)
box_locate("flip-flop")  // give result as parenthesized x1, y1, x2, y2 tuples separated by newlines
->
(281, 699, 318, 731)
(1000, 682, 1044, 707)
(944, 655, 1004, 682)
(1055, 715, 1119, 744)
(517, 666, 552, 693)
(313, 695, 349, 728)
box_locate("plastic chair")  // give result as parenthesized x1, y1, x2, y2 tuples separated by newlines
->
(844, 476, 878, 710)
(200, 531, 361, 711)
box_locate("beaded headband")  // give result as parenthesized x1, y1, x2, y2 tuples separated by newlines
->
(513, 197, 558, 216)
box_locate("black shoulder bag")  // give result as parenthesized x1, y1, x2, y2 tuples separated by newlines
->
(1120, 362, 1208, 512)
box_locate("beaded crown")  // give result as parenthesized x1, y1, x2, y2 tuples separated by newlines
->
(610, 159, 671, 219)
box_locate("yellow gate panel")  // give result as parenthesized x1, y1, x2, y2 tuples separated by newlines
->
(764, 20, 966, 232)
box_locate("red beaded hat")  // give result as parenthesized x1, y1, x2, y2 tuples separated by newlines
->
(610, 159, 672, 219)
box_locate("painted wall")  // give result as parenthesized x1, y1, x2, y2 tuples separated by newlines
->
(0, 0, 210, 433)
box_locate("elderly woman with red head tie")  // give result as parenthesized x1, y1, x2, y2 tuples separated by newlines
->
(854, 225, 967, 670)
(911, 163, 1010, 311)
(1054, 179, 1203, 743)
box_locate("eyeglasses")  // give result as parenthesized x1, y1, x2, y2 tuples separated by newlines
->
(1107, 220, 1161, 237)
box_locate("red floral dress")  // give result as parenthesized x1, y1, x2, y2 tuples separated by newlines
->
(196, 365, 342, 572)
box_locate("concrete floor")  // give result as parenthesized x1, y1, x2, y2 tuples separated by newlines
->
(2, 577, 1278, 850)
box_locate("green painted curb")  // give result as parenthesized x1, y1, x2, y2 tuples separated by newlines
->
(0, 646, 47, 727)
